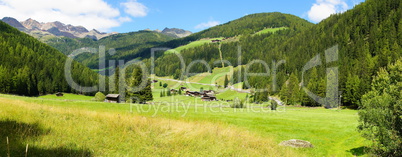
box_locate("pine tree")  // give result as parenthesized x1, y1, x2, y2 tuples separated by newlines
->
(224, 74, 229, 88)
(114, 67, 120, 93)
(344, 73, 361, 108)
(167, 88, 171, 96)
(288, 73, 300, 105)
(127, 67, 153, 103)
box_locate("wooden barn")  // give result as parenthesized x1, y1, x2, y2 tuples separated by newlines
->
(201, 94, 217, 101)
(105, 94, 120, 103)
(55, 92, 63, 97)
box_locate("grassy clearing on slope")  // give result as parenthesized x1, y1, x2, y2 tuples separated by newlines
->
(0, 95, 298, 156)
(165, 38, 224, 54)
(186, 66, 239, 86)
(255, 27, 288, 35)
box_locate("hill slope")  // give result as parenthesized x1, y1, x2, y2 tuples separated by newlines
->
(45, 30, 175, 70)
(0, 21, 99, 96)
(152, 0, 402, 108)
(159, 12, 314, 49)
(152, 12, 314, 78)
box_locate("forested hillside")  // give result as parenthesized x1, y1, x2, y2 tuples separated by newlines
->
(152, 13, 314, 78)
(0, 21, 99, 96)
(153, 0, 402, 108)
(159, 12, 314, 50)
(45, 31, 175, 69)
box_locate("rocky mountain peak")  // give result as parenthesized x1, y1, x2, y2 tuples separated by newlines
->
(21, 18, 42, 30)
(1, 17, 25, 30)
(160, 27, 192, 38)
(1, 17, 117, 40)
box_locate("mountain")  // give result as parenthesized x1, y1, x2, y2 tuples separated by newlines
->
(0, 17, 26, 31)
(161, 28, 192, 38)
(159, 12, 314, 49)
(153, 12, 314, 77)
(45, 30, 176, 70)
(1, 17, 117, 40)
(0, 20, 100, 96)
(153, 0, 402, 108)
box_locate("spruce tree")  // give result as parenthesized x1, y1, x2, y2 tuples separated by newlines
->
(224, 74, 229, 88)
(127, 67, 153, 103)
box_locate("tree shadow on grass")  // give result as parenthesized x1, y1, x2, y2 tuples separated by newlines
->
(347, 146, 369, 156)
(0, 120, 92, 157)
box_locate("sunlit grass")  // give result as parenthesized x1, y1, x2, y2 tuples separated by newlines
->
(0, 95, 299, 156)
(165, 38, 224, 54)
(255, 27, 288, 35)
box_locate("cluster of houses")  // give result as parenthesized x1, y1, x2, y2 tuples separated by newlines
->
(55, 85, 218, 104)
(211, 37, 231, 43)
(185, 89, 217, 101)
(101, 87, 217, 103)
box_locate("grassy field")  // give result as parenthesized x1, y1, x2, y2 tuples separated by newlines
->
(0, 94, 366, 156)
(165, 38, 224, 54)
(255, 27, 288, 35)
(216, 90, 248, 100)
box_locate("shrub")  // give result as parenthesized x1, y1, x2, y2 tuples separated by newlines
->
(358, 59, 402, 156)
(231, 97, 245, 108)
(271, 100, 278, 110)
(93, 92, 106, 102)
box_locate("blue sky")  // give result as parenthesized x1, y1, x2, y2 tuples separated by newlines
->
(0, 0, 365, 33)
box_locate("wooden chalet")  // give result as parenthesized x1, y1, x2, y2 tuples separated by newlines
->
(211, 39, 221, 43)
(201, 93, 217, 101)
(186, 91, 202, 97)
(203, 90, 215, 94)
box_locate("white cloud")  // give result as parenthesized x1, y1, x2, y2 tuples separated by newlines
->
(0, 0, 149, 32)
(195, 21, 220, 29)
(307, 0, 349, 23)
(121, 0, 148, 17)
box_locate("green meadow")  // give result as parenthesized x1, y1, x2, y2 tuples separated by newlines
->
(165, 38, 224, 54)
(0, 94, 366, 156)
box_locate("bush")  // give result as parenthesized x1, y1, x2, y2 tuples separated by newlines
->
(231, 98, 245, 108)
(358, 59, 402, 156)
(270, 100, 278, 110)
(93, 92, 106, 102)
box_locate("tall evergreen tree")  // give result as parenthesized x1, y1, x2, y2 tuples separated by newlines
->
(127, 67, 153, 103)
(224, 74, 229, 88)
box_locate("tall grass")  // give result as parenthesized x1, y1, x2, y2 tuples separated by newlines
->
(0, 97, 299, 156)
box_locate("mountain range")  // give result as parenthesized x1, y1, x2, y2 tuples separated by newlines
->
(1, 17, 192, 40)
(1, 17, 117, 40)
